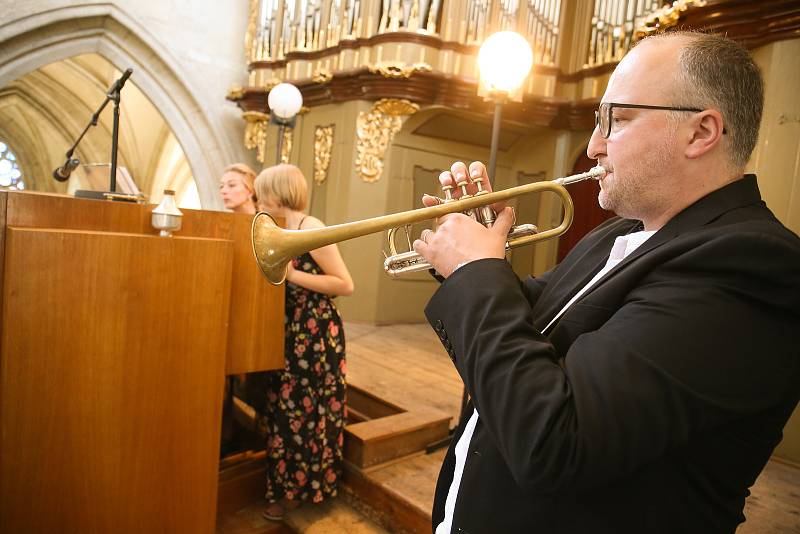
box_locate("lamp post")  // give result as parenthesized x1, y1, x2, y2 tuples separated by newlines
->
(477, 31, 534, 186)
(267, 82, 303, 164)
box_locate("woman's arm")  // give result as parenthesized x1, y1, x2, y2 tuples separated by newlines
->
(286, 216, 354, 296)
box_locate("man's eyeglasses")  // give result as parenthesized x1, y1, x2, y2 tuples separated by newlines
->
(594, 102, 725, 138)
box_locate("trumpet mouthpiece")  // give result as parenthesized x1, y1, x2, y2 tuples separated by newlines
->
(589, 165, 607, 179)
(553, 166, 607, 186)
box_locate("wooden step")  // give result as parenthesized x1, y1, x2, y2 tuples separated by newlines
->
(217, 379, 450, 533)
(345, 409, 450, 468)
(342, 459, 433, 534)
(284, 499, 390, 533)
(344, 383, 450, 469)
(216, 502, 293, 534)
(217, 452, 268, 522)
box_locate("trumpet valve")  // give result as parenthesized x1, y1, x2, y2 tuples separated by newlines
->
(453, 178, 477, 218)
(471, 174, 486, 193)
(455, 178, 471, 199)
(441, 184, 454, 203)
(474, 191, 496, 227)
(466, 175, 496, 226)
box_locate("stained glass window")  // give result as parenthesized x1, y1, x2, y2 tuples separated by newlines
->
(0, 141, 25, 190)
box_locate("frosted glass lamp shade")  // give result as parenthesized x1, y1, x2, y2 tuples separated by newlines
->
(268, 83, 303, 119)
(478, 31, 534, 94)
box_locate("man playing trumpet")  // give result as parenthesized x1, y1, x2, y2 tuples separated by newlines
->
(414, 31, 800, 534)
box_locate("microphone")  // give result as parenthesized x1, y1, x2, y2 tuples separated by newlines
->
(107, 68, 133, 95)
(52, 158, 80, 182)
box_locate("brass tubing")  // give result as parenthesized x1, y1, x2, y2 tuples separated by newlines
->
(252, 166, 606, 284)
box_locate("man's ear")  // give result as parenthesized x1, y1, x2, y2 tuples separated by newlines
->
(685, 109, 725, 159)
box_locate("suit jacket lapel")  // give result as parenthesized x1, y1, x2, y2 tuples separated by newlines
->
(532, 218, 638, 331)
(535, 175, 764, 331)
(582, 175, 764, 295)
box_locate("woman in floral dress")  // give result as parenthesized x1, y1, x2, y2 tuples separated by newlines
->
(254, 164, 354, 521)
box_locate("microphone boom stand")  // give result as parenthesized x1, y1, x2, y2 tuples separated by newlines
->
(108, 83, 121, 194)
(68, 68, 141, 203)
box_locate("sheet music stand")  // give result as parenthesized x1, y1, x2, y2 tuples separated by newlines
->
(74, 163, 146, 203)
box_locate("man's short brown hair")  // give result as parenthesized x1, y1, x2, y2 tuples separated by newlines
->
(640, 31, 764, 169)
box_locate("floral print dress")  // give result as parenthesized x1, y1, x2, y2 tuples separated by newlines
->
(264, 251, 346, 505)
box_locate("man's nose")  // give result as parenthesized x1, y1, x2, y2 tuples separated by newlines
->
(586, 126, 606, 160)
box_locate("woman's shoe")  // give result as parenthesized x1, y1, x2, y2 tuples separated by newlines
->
(262, 502, 284, 521)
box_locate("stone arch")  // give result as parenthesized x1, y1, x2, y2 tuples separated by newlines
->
(0, 4, 232, 208)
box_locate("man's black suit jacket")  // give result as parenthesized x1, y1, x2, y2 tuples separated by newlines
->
(425, 175, 800, 534)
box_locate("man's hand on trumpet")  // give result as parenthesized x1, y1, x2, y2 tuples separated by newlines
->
(413, 161, 515, 278)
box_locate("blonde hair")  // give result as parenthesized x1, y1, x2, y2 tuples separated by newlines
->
(223, 163, 257, 202)
(255, 164, 308, 211)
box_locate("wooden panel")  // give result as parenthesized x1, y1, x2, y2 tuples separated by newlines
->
(0, 228, 231, 534)
(2, 191, 284, 373)
(176, 207, 285, 373)
(5, 190, 149, 233)
(223, 213, 285, 374)
(0, 192, 6, 352)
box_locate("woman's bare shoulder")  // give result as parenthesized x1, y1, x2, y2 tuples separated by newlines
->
(300, 215, 326, 229)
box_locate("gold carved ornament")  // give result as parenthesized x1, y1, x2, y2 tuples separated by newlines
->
(263, 78, 282, 91)
(227, 85, 245, 100)
(313, 125, 335, 185)
(280, 127, 293, 164)
(243, 111, 269, 163)
(634, 0, 708, 40)
(368, 61, 432, 79)
(355, 99, 419, 183)
(312, 69, 333, 84)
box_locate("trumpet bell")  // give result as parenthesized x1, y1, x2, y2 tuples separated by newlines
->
(251, 212, 293, 285)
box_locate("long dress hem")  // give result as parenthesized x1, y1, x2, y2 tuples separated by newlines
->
(264, 251, 347, 505)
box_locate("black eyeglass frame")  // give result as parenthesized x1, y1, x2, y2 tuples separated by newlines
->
(594, 102, 725, 138)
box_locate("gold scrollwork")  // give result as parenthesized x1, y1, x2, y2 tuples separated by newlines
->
(368, 61, 433, 79)
(280, 127, 293, 164)
(264, 78, 282, 91)
(227, 85, 245, 100)
(372, 99, 420, 116)
(778, 113, 800, 125)
(313, 125, 335, 185)
(243, 111, 269, 163)
(635, 0, 708, 40)
(312, 68, 333, 84)
(355, 99, 420, 183)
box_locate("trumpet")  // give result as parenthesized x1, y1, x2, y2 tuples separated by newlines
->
(252, 166, 607, 285)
